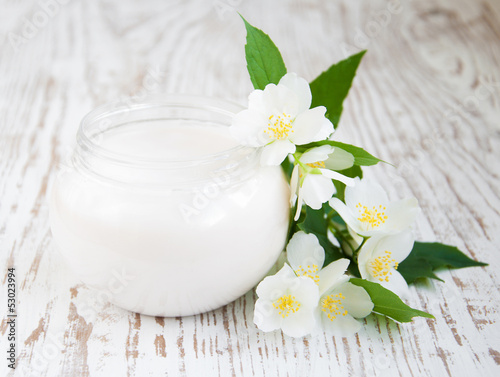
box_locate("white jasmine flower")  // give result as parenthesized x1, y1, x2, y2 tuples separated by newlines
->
(318, 281, 374, 337)
(357, 230, 415, 297)
(290, 146, 355, 220)
(230, 73, 334, 165)
(329, 178, 420, 237)
(286, 234, 373, 337)
(286, 231, 351, 292)
(286, 231, 325, 284)
(253, 264, 319, 337)
(280, 231, 373, 337)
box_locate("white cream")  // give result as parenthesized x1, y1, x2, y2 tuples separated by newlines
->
(50, 119, 290, 316)
(101, 121, 239, 160)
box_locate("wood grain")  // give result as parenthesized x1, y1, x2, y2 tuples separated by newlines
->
(1, 0, 499, 376)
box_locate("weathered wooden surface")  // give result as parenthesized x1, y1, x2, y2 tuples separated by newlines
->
(1, 0, 499, 376)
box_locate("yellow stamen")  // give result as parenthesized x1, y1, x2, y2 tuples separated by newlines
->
(273, 294, 301, 318)
(265, 113, 293, 140)
(356, 203, 388, 228)
(321, 293, 348, 320)
(295, 264, 320, 284)
(370, 250, 398, 282)
(306, 161, 326, 169)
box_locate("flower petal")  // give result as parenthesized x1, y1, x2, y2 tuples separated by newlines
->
(280, 276, 319, 337)
(247, 89, 266, 113)
(281, 308, 317, 337)
(371, 230, 415, 263)
(290, 276, 321, 310)
(377, 270, 410, 299)
(289, 107, 333, 144)
(230, 109, 268, 147)
(294, 188, 304, 221)
(318, 258, 350, 296)
(321, 312, 362, 337)
(260, 140, 296, 165)
(278, 72, 312, 113)
(357, 236, 379, 280)
(260, 83, 299, 117)
(286, 231, 325, 273)
(255, 264, 295, 300)
(253, 299, 282, 332)
(344, 178, 388, 212)
(290, 164, 299, 205)
(300, 145, 334, 164)
(324, 148, 354, 171)
(384, 197, 420, 234)
(333, 282, 373, 318)
(320, 169, 356, 186)
(347, 226, 363, 246)
(328, 197, 365, 235)
(301, 174, 335, 209)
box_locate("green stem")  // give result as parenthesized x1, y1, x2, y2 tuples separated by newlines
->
(326, 209, 336, 222)
(328, 221, 356, 258)
(328, 224, 347, 244)
(352, 236, 369, 263)
(286, 207, 296, 245)
(329, 218, 369, 264)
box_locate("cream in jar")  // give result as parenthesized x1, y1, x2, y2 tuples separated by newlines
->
(49, 96, 290, 317)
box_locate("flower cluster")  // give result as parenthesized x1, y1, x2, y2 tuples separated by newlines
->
(231, 73, 421, 337)
(330, 178, 420, 298)
(231, 16, 486, 338)
(253, 232, 373, 337)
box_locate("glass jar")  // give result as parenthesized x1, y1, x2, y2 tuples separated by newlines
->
(49, 95, 290, 317)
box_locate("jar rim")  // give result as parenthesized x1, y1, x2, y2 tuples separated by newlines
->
(77, 94, 256, 168)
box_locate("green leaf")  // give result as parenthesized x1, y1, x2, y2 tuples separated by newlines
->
(310, 50, 366, 128)
(397, 258, 443, 284)
(350, 278, 434, 322)
(241, 16, 287, 90)
(332, 165, 363, 203)
(297, 205, 343, 267)
(298, 140, 384, 166)
(328, 141, 384, 166)
(398, 242, 488, 284)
